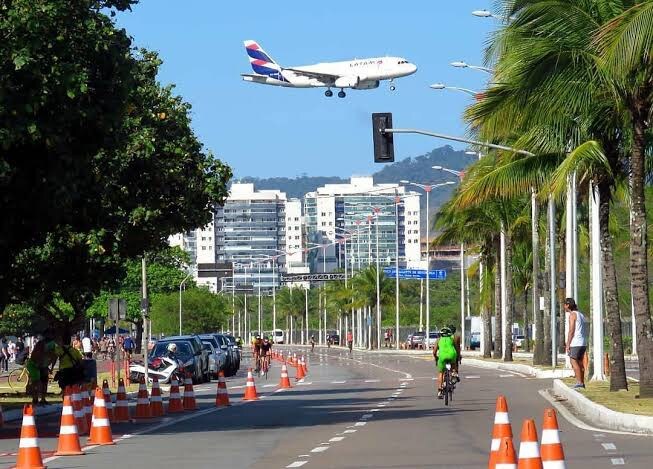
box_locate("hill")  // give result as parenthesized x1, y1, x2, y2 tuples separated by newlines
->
(237, 146, 477, 228)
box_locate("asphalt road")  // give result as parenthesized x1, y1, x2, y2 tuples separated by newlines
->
(0, 348, 651, 468)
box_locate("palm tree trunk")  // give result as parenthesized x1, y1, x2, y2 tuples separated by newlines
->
(629, 103, 653, 397)
(481, 250, 492, 358)
(558, 231, 566, 354)
(493, 240, 502, 359)
(533, 195, 544, 365)
(504, 230, 514, 362)
(598, 181, 627, 391)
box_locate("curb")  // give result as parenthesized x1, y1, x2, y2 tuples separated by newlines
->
(464, 358, 574, 379)
(552, 379, 653, 434)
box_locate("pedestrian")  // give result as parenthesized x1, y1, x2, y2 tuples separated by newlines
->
(107, 337, 116, 361)
(564, 298, 587, 389)
(81, 335, 93, 359)
(122, 335, 135, 361)
(0, 337, 8, 372)
(99, 337, 108, 360)
(25, 339, 49, 406)
(72, 335, 82, 352)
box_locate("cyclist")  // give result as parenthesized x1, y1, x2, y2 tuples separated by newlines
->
(347, 330, 353, 356)
(433, 326, 458, 399)
(26, 339, 49, 405)
(310, 335, 316, 352)
(253, 335, 263, 371)
(447, 324, 462, 382)
(260, 337, 272, 372)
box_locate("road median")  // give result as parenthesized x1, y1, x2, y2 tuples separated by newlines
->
(463, 357, 574, 379)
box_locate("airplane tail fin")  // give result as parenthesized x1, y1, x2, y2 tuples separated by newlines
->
(244, 40, 288, 81)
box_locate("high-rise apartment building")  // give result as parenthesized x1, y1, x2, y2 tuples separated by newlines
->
(304, 176, 421, 273)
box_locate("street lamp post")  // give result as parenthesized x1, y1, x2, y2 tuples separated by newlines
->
(429, 83, 480, 97)
(450, 61, 494, 74)
(394, 193, 401, 350)
(179, 271, 192, 335)
(374, 207, 381, 349)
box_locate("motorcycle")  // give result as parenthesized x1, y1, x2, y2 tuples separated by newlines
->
(129, 356, 184, 384)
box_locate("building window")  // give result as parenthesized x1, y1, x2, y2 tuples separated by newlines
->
(208, 246, 212, 250)
(295, 226, 299, 230)
(321, 212, 326, 216)
(202, 246, 206, 250)
(321, 222, 326, 226)
(295, 217, 299, 221)
(201, 237, 206, 241)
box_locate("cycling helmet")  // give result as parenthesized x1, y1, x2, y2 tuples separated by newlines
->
(447, 324, 457, 334)
(167, 343, 177, 352)
(439, 327, 452, 337)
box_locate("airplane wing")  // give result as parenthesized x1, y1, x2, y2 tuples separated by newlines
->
(284, 68, 339, 82)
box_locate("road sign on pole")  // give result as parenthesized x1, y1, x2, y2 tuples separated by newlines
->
(108, 298, 126, 321)
(383, 267, 447, 280)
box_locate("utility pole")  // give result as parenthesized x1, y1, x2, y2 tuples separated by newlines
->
(141, 256, 149, 386)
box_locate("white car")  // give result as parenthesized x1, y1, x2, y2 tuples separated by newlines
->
(513, 335, 525, 349)
(272, 329, 285, 344)
(425, 331, 440, 349)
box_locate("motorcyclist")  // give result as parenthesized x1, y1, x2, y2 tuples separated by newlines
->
(165, 343, 179, 362)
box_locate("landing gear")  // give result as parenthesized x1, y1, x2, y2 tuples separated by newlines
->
(325, 89, 333, 97)
(337, 89, 346, 98)
(390, 85, 396, 91)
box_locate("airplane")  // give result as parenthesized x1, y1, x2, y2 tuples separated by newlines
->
(241, 40, 417, 98)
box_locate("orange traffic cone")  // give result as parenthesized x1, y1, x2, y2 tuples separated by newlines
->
(541, 409, 566, 469)
(83, 388, 93, 429)
(489, 395, 513, 468)
(88, 387, 115, 445)
(15, 404, 45, 469)
(167, 378, 184, 413)
(215, 371, 231, 407)
(295, 360, 306, 380)
(278, 364, 292, 389)
(133, 377, 151, 419)
(301, 355, 308, 373)
(71, 385, 88, 435)
(150, 376, 164, 417)
(182, 373, 198, 411)
(495, 436, 518, 469)
(113, 378, 131, 423)
(55, 391, 84, 456)
(243, 368, 259, 401)
(518, 419, 542, 469)
(102, 380, 114, 422)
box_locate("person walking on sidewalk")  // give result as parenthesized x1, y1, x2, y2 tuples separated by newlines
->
(564, 298, 587, 389)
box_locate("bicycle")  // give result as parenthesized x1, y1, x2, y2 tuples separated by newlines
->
(442, 362, 455, 406)
(257, 354, 269, 379)
(8, 366, 29, 392)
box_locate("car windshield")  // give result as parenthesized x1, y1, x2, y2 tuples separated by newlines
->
(429, 333, 439, 338)
(274, 331, 283, 336)
(202, 342, 213, 352)
(200, 336, 219, 348)
(152, 342, 192, 360)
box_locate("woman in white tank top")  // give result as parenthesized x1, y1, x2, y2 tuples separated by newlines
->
(564, 298, 587, 388)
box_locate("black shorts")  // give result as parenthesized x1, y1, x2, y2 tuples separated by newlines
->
(569, 346, 586, 361)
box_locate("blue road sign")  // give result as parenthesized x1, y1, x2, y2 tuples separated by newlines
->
(383, 267, 447, 280)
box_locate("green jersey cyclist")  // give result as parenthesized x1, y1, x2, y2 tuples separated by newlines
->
(433, 326, 458, 399)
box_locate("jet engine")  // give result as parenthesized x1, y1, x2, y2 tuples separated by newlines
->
(334, 75, 363, 88)
(354, 80, 380, 90)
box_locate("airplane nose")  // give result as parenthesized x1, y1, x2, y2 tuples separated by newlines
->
(409, 63, 418, 74)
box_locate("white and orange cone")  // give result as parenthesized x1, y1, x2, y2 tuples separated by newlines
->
(15, 404, 45, 469)
(133, 376, 151, 419)
(88, 387, 115, 445)
(83, 388, 93, 429)
(167, 377, 184, 413)
(243, 368, 259, 400)
(102, 379, 114, 422)
(55, 390, 84, 456)
(71, 385, 88, 436)
(517, 419, 542, 469)
(495, 436, 518, 469)
(215, 371, 231, 407)
(278, 364, 292, 389)
(541, 409, 566, 469)
(113, 378, 131, 423)
(150, 376, 164, 417)
(182, 373, 197, 411)
(489, 395, 513, 468)
(295, 359, 306, 380)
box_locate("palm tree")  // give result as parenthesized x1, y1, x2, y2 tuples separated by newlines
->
(351, 266, 393, 348)
(463, 0, 631, 390)
(596, 0, 653, 397)
(276, 286, 306, 344)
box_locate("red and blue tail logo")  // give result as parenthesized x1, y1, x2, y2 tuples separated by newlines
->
(244, 40, 289, 83)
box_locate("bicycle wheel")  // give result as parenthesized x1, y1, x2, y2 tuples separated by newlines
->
(9, 368, 28, 393)
(443, 370, 450, 406)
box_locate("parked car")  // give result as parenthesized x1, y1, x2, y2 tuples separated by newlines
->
(424, 331, 440, 349)
(201, 340, 226, 378)
(150, 336, 210, 383)
(224, 334, 241, 371)
(327, 333, 340, 345)
(201, 333, 238, 377)
(406, 331, 425, 349)
(272, 329, 285, 344)
(469, 332, 481, 350)
(513, 335, 525, 349)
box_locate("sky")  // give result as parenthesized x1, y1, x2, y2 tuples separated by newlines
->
(117, 1, 496, 178)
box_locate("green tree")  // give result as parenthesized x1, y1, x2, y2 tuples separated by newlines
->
(150, 288, 230, 336)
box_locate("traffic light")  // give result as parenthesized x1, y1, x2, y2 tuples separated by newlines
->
(372, 112, 394, 163)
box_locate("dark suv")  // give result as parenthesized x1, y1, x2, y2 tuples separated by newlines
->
(201, 333, 239, 377)
(151, 335, 210, 383)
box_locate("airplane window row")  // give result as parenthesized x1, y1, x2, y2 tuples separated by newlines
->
(398, 60, 409, 64)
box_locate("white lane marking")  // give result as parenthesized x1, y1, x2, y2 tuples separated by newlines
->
(466, 375, 481, 379)
(602, 443, 617, 451)
(297, 381, 312, 386)
(331, 380, 346, 384)
(329, 436, 345, 442)
(594, 433, 606, 439)
(287, 462, 308, 468)
(364, 379, 380, 383)
(342, 429, 357, 434)
(298, 454, 310, 458)
(263, 384, 276, 388)
(399, 378, 414, 381)
(499, 374, 515, 378)
(354, 421, 367, 426)
(370, 408, 381, 412)
(311, 446, 329, 453)
(231, 385, 244, 389)
(611, 458, 625, 465)
(377, 404, 386, 407)
(361, 414, 373, 419)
